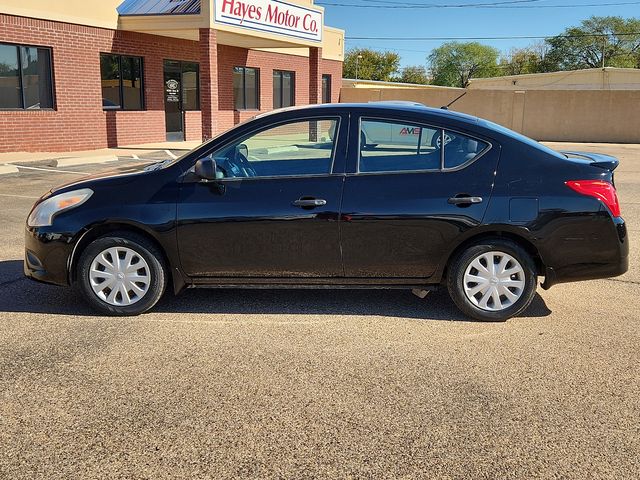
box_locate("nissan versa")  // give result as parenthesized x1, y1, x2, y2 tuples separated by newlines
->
(24, 103, 629, 321)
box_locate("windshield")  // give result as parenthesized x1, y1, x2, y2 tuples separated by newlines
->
(480, 119, 566, 159)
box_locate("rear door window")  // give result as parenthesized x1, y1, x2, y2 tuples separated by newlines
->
(359, 119, 442, 173)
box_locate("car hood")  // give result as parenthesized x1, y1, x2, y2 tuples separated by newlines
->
(49, 160, 173, 196)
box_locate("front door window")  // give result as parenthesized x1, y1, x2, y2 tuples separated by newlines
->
(208, 118, 339, 179)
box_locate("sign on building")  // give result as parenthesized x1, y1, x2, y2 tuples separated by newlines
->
(214, 0, 323, 43)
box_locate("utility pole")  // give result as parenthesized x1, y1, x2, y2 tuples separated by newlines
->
(602, 35, 607, 69)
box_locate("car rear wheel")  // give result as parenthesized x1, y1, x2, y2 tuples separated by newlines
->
(77, 232, 167, 316)
(431, 131, 454, 149)
(447, 239, 537, 322)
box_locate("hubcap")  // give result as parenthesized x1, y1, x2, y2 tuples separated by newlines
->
(436, 133, 453, 149)
(463, 251, 525, 312)
(89, 247, 151, 306)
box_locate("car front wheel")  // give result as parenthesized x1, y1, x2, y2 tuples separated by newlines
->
(447, 239, 537, 322)
(76, 232, 167, 316)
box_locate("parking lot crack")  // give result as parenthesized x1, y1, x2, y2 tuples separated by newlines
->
(605, 278, 640, 286)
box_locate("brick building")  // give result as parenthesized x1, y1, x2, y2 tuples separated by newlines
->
(0, 0, 344, 152)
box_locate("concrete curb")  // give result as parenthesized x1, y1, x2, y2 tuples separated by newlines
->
(0, 164, 20, 175)
(49, 155, 119, 167)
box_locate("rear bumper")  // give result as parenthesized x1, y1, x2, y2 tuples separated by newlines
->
(541, 218, 629, 289)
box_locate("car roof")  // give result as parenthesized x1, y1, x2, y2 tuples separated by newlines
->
(257, 102, 481, 127)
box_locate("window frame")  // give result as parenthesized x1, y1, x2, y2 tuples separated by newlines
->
(272, 70, 295, 109)
(100, 53, 145, 111)
(322, 74, 332, 103)
(0, 42, 55, 111)
(233, 66, 260, 111)
(356, 116, 493, 176)
(200, 116, 342, 181)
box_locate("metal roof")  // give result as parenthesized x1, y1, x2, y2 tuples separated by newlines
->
(117, 0, 201, 15)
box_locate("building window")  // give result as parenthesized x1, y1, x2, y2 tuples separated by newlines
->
(0, 43, 53, 110)
(322, 74, 332, 103)
(100, 54, 144, 110)
(233, 66, 259, 110)
(181, 62, 200, 111)
(273, 70, 295, 109)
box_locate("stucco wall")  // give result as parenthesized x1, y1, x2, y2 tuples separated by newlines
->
(340, 86, 640, 143)
(1, 0, 122, 29)
(468, 68, 640, 91)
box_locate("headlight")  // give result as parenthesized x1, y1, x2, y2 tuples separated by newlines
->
(27, 188, 93, 227)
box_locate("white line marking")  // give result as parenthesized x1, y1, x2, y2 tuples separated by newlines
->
(13, 165, 89, 175)
(164, 150, 178, 160)
(0, 193, 39, 199)
(131, 154, 140, 160)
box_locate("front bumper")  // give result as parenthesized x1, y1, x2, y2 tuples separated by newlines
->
(24, 227, 77, 287)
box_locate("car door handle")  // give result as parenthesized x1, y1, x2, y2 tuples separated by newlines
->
(448, 196, 483, 205)
(292, 198, 327, 208)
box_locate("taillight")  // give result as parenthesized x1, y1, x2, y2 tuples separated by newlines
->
(566, 180, 621, 217)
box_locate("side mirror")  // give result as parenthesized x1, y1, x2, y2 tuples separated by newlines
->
(194, 156, 217, 181)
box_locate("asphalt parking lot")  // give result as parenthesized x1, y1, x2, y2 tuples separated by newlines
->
(0, 143, 638, 479)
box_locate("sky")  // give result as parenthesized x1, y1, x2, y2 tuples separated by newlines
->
(319, 0, 640, 68)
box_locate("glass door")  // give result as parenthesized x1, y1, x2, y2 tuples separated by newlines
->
(164, 60, 183, 141)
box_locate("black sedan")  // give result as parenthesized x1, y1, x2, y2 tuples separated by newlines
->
(24, 103, 628, 321)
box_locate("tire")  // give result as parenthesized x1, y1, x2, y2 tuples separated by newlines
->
(431, 131, 441, 148)
(76, 232, 167, 316)
(447, 239, 537, 322)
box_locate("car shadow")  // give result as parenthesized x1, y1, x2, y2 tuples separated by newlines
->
(0, 260, 552, 321)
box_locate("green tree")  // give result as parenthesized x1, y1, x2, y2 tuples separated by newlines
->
(343, 48, 401, 82)
(500, 47, 544, 76)
(394, 66, 430, 84)
(0, 62, 16, 75)
(428, 42, 500, 88)
(544, 16, 640, 70)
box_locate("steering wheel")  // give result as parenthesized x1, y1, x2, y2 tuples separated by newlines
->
(217, 149, 257, 178)
(234, 149, 258, 178)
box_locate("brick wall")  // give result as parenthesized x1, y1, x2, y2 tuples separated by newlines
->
(215, 46, 344, 134)
(0, 14, 344, 153)
(184, 111, 203, 141)
(323, 58, 343, 104)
